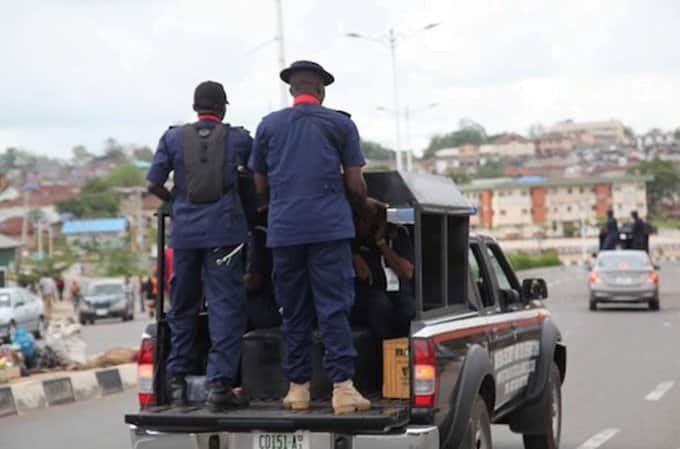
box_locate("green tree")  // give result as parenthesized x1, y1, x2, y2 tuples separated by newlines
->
(106, 164, 145, 187)
(627, 157, 680, 214)
(360, 140, 393, 161)
(424, 128, 485, 159)
(624, 126, 635, 141)
(101, 138, 128, 163)
(446, 169, 470, 185)
(57, 177, 120, 218)
(1, 147, 19, 171)
(476, 160, 504, 178)
(132, 146, 154, 162)
(72, 145, 93, 162)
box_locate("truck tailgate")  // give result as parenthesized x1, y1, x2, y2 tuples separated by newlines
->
(125, 399, 409, 434)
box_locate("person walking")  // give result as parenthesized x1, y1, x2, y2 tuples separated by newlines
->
(147, 80, 253, 411)
(249, 60, 370, 414)
(56, 277, 65, 301)
(603, 209, 619, 250)
(70, 280, 82, 312)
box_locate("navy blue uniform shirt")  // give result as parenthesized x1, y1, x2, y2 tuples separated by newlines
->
(147, 119, 253, 249)
(249, 102, 365, 247)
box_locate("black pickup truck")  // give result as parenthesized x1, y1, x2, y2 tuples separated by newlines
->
(125, 171, 566, 449)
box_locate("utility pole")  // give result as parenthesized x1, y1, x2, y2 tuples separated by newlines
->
(389, 28, 402, 171)
(275, 0, 287, 108)
(405, 106, 412, 171)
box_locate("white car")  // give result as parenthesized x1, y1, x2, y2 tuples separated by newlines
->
(0, 287, 47, 342)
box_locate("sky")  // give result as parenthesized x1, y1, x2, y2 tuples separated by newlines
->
(1, 0, 679, 159)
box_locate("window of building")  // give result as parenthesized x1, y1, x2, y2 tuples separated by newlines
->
(500, 210, 506, 216)
(521, 209, 528, 215)
(567, 206, 572, 212)
(592, 205, 597, 211)
(567, 187, 573, 194)
(579, 187, 584, 194)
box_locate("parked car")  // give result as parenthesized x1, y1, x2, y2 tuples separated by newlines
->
(126, 172, 566, 449)
(79, 280, 134, 324)
(0, 287, 47, 342)
(589, 250, 660, 311)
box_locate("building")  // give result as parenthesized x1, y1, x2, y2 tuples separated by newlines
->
(61, 218, 128, 250)
(548, 120, 627, 147)
(637, 129, 676, 149)
(461, 175, 652, 236)
(432, 145, 481, 174)
(0, 234, 22, 286)
(479, 134, 535, 158)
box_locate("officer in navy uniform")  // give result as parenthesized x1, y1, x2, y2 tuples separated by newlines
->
(249, 61, 370, 414)
(147, 81, 252, 411)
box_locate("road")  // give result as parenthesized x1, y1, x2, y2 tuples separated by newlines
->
(1, 264, 679, 449)
(81, 314, 147, 356)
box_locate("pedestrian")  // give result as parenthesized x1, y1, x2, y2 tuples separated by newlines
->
(631, 211, 648, 252)
(603, 209, 618, 250)
(249, 60, 370, 414)
(147, 80, 252, 411)
(138, 276, 146, 312)
(124, 274, 134, 306)
(70, 280, 81, 311)
(56, 277, 65, 301)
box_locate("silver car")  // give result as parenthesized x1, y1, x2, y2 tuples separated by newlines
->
(79, 280, 134, 325)
(589, 250, 660, 311)
(0, 287, 47, 342)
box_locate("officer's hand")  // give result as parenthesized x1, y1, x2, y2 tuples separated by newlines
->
(353, 254, 373, 286)
(374, 220, 387, 243)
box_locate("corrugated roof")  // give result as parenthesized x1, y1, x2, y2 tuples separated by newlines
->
(61, 218, 128, 235)
(460, 175, 654, 192)
(0, 233, 23, 249)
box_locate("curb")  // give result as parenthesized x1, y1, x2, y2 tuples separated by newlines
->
(0, 363, 136, 417)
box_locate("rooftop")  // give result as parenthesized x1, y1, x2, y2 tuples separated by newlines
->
(0, 233, 23, 249)
(61, 217, 128, 235)
(460, 175, 654, 192)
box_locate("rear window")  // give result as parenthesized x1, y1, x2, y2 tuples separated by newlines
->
(597, 252, 652, 269)
(0, 293, 10, 308)
(89, 284, 123, 295)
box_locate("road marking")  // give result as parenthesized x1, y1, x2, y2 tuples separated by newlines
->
(645, 381, 675, 401)
(664, 321, 671, 327)
(576, 428, 620, 449)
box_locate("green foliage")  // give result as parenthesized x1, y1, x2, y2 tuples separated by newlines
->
(71, 145, 93, 162)
(99, 248, 143, 277)
(477, 160, 504, 178)
(360, 140, 393, 161)
(627, 157, 680, 214)
(424, 128, 485, 159)
(649, 214, 680, 230)
(507, 252, 561, 271)
(99, 138, 129, 164)
(106, 164, 145, 188)
(132, 146, 154, 162)
(562, 222, 578, 238)
(447, 170, 470, 185)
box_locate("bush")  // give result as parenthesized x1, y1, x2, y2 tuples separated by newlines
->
(507, 251, 561, 271)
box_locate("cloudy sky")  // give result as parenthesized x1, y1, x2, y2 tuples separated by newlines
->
(1, 0, 679, 159)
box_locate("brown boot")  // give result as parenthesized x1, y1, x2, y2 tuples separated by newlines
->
(332, 380, 371, 415)
(282, 382, 310, 410)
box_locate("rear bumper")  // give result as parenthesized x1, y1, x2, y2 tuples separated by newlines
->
(590, 288, 657, 302)
(128, 425, 439, 449)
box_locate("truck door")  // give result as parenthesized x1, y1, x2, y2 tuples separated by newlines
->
(469, 242, 517, 408)
(484, 243, 542, 404)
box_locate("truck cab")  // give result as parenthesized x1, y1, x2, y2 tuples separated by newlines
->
(126, 171, 565, 449)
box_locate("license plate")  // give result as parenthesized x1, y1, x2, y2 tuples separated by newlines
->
(616, 277, 632, 285)
(253, 432, 309, 449)
(96, 309, 108, 317)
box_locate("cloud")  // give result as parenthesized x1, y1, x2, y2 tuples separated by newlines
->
(0, 0, 679, 158)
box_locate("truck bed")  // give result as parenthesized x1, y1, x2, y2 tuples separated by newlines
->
(125, 398, 410, 434)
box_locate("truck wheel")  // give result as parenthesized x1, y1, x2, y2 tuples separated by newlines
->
(523, 363, 562, 449)
(589, 299, 597, 311)
(459, 394, 492, 449)
(649, 298, 660, 311)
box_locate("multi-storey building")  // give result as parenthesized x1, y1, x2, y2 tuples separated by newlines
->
(548, 120, 627, 147)
(461, 175, 651, 235)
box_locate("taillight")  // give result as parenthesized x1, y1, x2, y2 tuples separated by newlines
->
(412, 338, 437, 408)
(590, 272, 600, 285)
(138, 338, 155, 407)
(648, 272, 659, 285)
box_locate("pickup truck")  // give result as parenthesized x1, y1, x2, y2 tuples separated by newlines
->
(125, 171, 566, 449)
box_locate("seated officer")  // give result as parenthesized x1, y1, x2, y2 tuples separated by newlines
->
(351, 199, 415, 340)
(147, 81, 252, 411)
(244, 218, 282, 331)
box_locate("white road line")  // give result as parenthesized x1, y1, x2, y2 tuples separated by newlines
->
(645, 381, 675, 401)
(576, 428, 620, 449)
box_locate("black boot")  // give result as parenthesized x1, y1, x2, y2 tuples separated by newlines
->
(206, 381, 249, 412)
(168, 375, 187, 407)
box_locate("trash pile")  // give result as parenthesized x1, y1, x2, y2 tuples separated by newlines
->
(0, 344, 24, 383)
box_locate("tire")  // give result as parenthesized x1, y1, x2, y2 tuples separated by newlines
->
(89, 319, 95, 325)
(589, 299, 597, 311)
(649, 298, 660, 311)
(459, 394, 493, 449)
(522, 363, 562, 449)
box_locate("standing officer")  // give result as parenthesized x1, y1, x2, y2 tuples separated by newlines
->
(603, 209, 619, 250)
(249, 60, 370, 414)
(147, 81, 252, 411)
(631, 211, 648, 252)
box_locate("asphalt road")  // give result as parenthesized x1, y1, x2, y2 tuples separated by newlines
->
(1, 264, 679, 449)
(81, 312, 148, 356)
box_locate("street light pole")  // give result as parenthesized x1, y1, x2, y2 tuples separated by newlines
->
(275, 0, 287, 108)
(388, 28, 402, 171)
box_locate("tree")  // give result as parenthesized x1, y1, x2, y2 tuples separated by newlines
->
(623, 126, 635, 141)
(424, 128, 486, 159)
(446, 169, 470, 185)
(476, 160, 504, 178)
(57, 177, 120, 218)
(101, 137, 128, 163)
(1, 147, 19, 171)
(132, 146, 154, 162)
(72, 145, 93, 162)
(627, 157, 680, 214)
(674, 127, 680, 142)
(106, 164, 145, 188)
(527, 123, 545, 139)
(360, 140, 393, 161)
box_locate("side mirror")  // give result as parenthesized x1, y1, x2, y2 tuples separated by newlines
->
(522, 278, 548, 301)
(653, 264, 661, 271)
